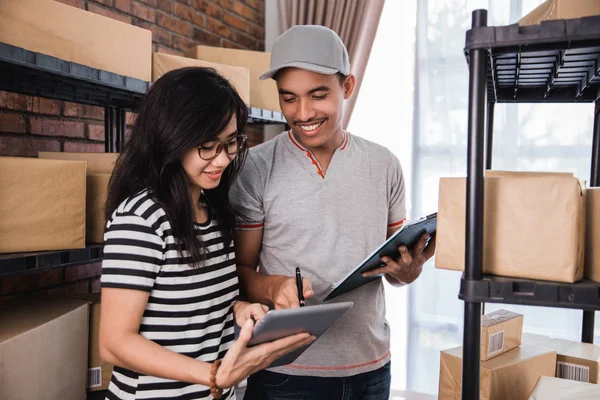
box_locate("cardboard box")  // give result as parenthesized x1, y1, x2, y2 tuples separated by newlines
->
(523, 333, 600, 383)
(519, 0, 600, 26)
(585, 187, 600, 283)
(0, 156, 86, 253)
(38, 151, 118, 174)
(438, 345, 557, 400)
(73, 293, 113, 391)
(39, 152, 116, 243)
(435, 172, 586, 283)
(529, 376, 600, 399)
(481, 309, 523, 361)
(185, 46, 280, 112)
(0, 0, 152, 81)
(153, 52, 251, 105)
(0, 295, 90, 400)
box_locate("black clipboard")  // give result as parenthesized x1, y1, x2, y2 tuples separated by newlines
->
(324, 212, 437, 301)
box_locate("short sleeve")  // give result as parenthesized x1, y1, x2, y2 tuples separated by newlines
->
(230, 153, 266, 230)
(387, 152, 407, 230)
(101, 213, 165, 292)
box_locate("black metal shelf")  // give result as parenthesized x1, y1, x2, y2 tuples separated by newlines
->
(0, 42, 148, 110)
(464, 15, 600, 103)
(0, 245, 103, 275)
(460, 275, 600, 311)
(460, 9, 600, 400)
(0, 42, 287, 124)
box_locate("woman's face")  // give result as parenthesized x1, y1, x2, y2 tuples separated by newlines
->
(180, 115, 239, 191)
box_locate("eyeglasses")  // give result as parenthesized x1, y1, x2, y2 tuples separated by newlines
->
(197, 134, 247, 161)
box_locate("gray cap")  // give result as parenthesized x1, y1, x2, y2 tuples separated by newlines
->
(259, 25, 350, 80)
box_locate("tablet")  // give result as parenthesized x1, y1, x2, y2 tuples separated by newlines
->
(247, 301, 353, 367)
(324, 212, 437, 301)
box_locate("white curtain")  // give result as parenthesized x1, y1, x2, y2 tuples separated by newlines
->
(350, 0, 598, 395)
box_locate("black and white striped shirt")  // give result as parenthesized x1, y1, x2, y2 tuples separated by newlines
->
(101, 190, 237, 400)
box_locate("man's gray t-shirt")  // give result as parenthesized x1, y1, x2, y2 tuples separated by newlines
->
(230, 131, 406, 377)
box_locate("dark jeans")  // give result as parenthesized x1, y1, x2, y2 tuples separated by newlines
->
(243, 361, 391, 400)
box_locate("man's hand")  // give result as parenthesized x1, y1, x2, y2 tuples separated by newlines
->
(362, 233, 436, 285)
(268, 275, 314, 309)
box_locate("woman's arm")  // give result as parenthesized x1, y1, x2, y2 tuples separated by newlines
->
(99, 287, 213, 385)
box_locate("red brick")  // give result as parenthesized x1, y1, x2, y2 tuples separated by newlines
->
(0, 136, 60, 157)
(137, 0, 157, 6)
(0, 91, 27, 110)
(173, 2, 205, 26)
(195, 0, 223, 18)
(233, 30, 256, 49)
(132, 1, 156, 22)
(55, 0, 86, 8)
(248, 22, 264, 39)
(193, 28, 221, 46)
(88, 3, 132, 24)
(0, 270, 63, 295)
(213, 0, 233, 11)
(0, 113, 26, 133)
(158, 0, 172, 12)
(64, 142, 106, 152)
(91, 277, 102, 293)
(134, 20, 173, 46)
(233, 1, 258, 21)
(29, 97, 62, 115)
(178, 0, 194, 5)
(156, 44, 182, 55)
(223, 13, 248, 32)
(88, 123, 105, 141)
(157, 12, 192, 36)
(91, 0, 115, 6)
(47, 281, 91, 296)
(65, 262, 102, 283)
(255, 40, 265, 51)
(0, 92, 61, 115)
(126, 112, 137, 125)
(173, 35, 197, 52)
(222, 39, 244, 49)
(64, 103, 104, 120)
(30, 119, 84, 138)
(245, 0, 262, 11)
(207, 17, 233, 39)
(115, 0, 131, 12)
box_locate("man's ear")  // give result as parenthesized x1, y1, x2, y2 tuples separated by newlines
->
(343, 74, 356, 99)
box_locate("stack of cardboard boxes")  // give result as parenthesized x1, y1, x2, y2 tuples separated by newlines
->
(435, 171, 600, 285)
(438, 310, 600, 399)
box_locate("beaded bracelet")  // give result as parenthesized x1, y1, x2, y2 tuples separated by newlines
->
(209, 360, 224, 399)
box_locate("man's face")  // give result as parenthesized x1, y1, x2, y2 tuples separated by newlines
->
(275, 68, 354, 150)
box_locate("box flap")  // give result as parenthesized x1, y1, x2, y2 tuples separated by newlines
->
(0, 295, 89, 343)
(38, 152, 117, 174)
(152, 52, 251, 105)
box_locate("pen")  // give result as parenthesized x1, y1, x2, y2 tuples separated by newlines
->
(295, 267, 305, 307)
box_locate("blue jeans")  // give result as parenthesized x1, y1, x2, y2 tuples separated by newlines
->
(243, 361, 391, 400)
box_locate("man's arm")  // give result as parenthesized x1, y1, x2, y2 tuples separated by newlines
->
(234, 229, 314, 309)
(234, 229, 278, 305)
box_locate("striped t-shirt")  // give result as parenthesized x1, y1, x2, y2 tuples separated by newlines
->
(101, 190, 238, 400)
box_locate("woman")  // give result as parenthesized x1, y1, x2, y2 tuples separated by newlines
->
(99, 67, 314, 400)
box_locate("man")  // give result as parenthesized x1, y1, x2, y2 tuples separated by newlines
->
(230, 25, 436, 400)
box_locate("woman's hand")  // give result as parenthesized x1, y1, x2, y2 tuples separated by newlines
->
(214, 319, 315, 388)
(233, 301, 269, 326)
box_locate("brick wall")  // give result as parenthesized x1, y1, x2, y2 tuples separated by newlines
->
(0, 0, 266, 299)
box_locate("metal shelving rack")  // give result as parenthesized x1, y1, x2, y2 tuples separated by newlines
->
(0, 41, 285, 276)
(460, 9, 600, 400)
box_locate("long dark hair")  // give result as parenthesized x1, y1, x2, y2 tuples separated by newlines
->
(106, 67, 249, 267)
